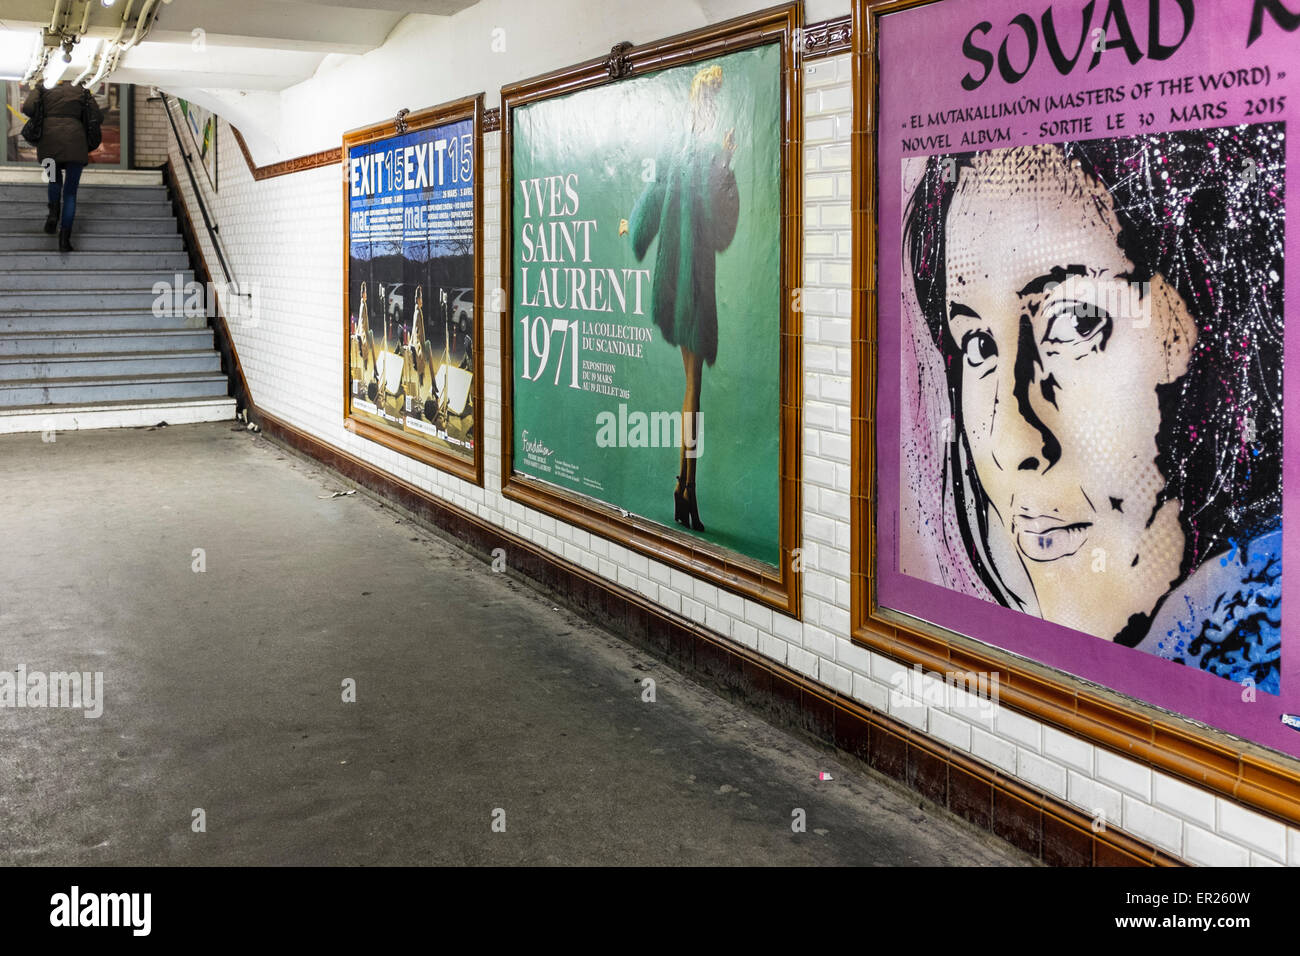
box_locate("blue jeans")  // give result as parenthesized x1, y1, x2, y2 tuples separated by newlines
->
(46, 162, 85, 231)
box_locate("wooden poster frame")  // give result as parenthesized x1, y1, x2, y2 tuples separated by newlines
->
(341, 93, 486, 487)
(850, 0, 1300, 828)
(499, 5, 804, 617)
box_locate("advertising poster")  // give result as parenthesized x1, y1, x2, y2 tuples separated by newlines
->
(3, 81, 123, 165)
(508, 42, 783, 567)
(178, 97, 217, 190)
(345, 113, 478, 470)
(872, 0, 1298, 756)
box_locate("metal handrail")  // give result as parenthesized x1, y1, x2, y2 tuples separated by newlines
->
(156, 91, 249, 300)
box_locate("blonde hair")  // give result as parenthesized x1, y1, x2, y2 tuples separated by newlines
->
(690, 65, 723, 104)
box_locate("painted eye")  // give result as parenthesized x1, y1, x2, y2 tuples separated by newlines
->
(960, 330, 996, 369)
(1044, 300, 1111, 345)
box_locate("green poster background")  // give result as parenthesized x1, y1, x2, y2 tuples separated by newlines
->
(511, 43, 782, 566)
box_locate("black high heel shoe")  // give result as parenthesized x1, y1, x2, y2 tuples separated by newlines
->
(673, 473, 690, 527)
(683, 481, 705, 532)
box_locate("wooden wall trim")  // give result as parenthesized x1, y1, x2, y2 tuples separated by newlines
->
(848, 0, 1300, 830)
(249, 405, 1182, 866)
(231, 126, 340, 181)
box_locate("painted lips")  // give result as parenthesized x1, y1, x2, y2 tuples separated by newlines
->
(1014, 516, 1092, 562)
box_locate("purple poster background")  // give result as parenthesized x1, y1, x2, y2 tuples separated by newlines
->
(875, 0, 1300, 758)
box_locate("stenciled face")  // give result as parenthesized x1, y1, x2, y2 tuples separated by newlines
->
(943, 144, 1197, 641)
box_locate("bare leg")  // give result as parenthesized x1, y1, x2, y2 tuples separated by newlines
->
(679, 346, 705, 530)
(678, 347, 692, 487)
(681, 347, 703, 482)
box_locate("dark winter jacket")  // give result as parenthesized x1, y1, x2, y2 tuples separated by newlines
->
(21, 83, 104, 166)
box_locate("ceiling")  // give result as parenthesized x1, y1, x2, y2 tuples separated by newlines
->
(0, 0, 481, 91)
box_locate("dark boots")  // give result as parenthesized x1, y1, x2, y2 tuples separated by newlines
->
(47, 200, 72, 251)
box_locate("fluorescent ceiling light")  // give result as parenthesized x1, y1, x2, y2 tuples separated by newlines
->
(43, 55, 65, 88)
(0, 28, 42, 79)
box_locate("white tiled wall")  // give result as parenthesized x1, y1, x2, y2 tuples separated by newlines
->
(162, 52, 1299, 867)
(131, 86, 169, 168)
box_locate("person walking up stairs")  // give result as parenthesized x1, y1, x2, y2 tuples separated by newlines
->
(21, 65, 104, 254)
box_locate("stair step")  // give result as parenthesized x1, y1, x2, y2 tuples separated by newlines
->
(2, 270, 194, 292)
(0, 168, 163, 186)
(0, 350, 222, 381)
(0, 310, 205, 333)
(0, 252, 190, 270)
(0, 233, 184, 252)
(0, 372, 230, 407)
(0, 218, 177, 236)
(0, 184, 168, 203)
(0, 397, 237, 434)
(0, 328, 215, 355)
(2, 200, 175, 220)
(0, 167, 234, 428)
(0, 290, 177, 312)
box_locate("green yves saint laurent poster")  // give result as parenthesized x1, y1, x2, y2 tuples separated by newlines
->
(510, 42, 782, 567)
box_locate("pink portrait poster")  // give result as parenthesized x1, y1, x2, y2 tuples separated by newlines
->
(873, 0, 1300, 757)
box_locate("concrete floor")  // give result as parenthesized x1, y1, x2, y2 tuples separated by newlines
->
(0, 421, 1033, 866)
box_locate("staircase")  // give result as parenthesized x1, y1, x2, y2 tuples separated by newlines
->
(0, 167, 236, 434)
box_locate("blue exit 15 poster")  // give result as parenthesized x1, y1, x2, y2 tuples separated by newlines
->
(347, 117, 477, 460)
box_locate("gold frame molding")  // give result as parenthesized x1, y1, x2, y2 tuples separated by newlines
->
(341, 94, 486, 487)
(499, 5, 805, 617)
(850, 0, 1300, 829)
